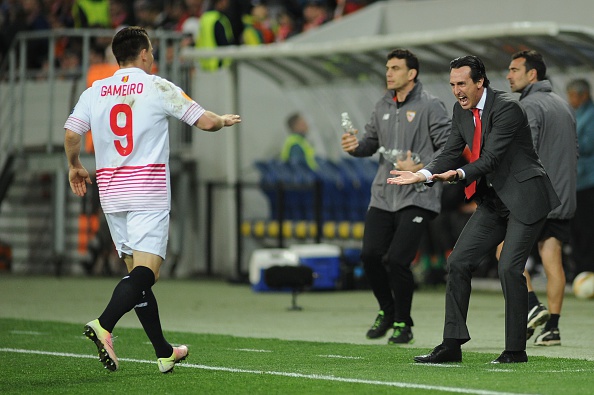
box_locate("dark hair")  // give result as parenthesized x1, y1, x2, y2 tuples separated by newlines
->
(450, 55, 490, 87)
(111, 26, 151, 66)
(210, 0, 229, 10)
(512, 50, 547, 81)
(387, 49, 419, 82)
(287, 112, 302, 131)
(567, 78, 591, 95)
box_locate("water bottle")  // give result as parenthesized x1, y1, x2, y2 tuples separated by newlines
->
(341, 112, 356, 135)
(379, 146, 427, 193)
(410, 152, 427, 192)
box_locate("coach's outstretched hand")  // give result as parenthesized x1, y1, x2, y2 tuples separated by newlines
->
(387, 170, 426, 185)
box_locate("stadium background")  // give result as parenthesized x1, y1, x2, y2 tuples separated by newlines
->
(1, 0, 594, 281)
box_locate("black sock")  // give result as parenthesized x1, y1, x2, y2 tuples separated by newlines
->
(134, 288, 173, 358)
(528, 291, 539, 310)
(545, 314, 560, 330)
(98, 266, 155, 332)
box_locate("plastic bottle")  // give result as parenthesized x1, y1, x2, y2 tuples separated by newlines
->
(341, 112, 357, 135)
(379, 146, 427, 192)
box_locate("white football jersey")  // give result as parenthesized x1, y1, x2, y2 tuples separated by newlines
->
(65, 68, 204, 213)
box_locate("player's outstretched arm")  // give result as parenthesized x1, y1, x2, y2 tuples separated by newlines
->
(64, 129, 92, 197)
(195, 111, 241, 132)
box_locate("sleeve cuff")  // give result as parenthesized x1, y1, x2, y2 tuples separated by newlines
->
(418, 169, 432, 183)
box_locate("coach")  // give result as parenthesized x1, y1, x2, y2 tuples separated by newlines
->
(388, 55, 560, 364)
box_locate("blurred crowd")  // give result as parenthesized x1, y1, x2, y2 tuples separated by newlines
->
(0, 0, 379, 73)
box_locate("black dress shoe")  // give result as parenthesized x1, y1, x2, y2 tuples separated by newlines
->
(414, 343, 462, 363)
(491, 350, 528, 364)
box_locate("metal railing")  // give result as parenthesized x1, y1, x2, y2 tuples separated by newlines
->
(0, 28, 192, 167)
(0, 28, 195, 273)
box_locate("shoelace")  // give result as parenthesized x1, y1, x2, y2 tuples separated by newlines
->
(392, 323, 406, 337)
(371, 314, 384, 329)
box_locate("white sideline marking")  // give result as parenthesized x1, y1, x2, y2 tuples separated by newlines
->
(10, 330, 44, 335)
(232, 348, 272, 353)
(414, 363, 462, 368)
(0, 348, 539, 395)
(318, 355, 364, 360)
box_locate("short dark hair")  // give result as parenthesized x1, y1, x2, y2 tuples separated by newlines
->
(387, 49, 419, 82)
(450, 55, 490, 87)
(287, 112, 302, 131)
(567, 78, 591, 95)
(512, 50, 547, 81)
(111, 26, 151, 66)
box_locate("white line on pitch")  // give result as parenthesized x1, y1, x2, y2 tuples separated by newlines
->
(412, 363, 462, 368)
(9, 330, 45, 335)
(0, 348, 540, 395)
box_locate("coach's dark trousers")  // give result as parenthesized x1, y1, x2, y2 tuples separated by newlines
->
(443, 190, 545, 352)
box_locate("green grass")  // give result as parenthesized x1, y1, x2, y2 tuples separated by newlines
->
(0, 318, 592, 395)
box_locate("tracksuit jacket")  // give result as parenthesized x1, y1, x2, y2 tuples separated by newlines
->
(349, 81, 451, 214)
(519, 80, 578, 220)
(574, 99, 594, 192)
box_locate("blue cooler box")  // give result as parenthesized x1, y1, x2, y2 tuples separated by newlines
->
(289, 244, 341, 290)
(248, 248, 300, 292)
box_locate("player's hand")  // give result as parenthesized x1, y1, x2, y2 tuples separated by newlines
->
(387, 170, 425, 185)
(68, 167, 92, 197)
(341, 133, 359, 152)
(222, 114, 242, 126)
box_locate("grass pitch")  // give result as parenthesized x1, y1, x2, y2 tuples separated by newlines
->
(1, 318, 592, 395)
(1, 276, 593, 394)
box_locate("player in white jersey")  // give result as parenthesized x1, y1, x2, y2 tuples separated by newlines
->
(64, 26, 241, 373)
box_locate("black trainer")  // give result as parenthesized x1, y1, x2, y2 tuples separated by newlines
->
(366, 310, 393, 339)
(387, 322, 414, 344)
(527, 303, 550, 340)
(534, 327, 561, 346)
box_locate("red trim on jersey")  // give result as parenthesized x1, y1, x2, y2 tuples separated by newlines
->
(96, 164, 168, 212)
